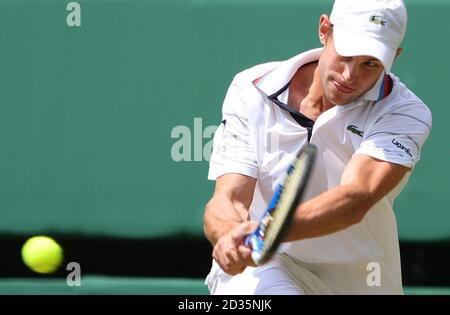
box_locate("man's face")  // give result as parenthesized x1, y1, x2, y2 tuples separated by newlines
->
(318, 32, 385, 105)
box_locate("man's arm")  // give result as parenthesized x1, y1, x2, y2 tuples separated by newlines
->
(203, 173, 257, 275)
(285, 154, 410, 241)
(204, 173, 256, 245)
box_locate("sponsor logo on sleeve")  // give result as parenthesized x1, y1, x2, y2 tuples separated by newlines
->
(391, 138, 413, 158)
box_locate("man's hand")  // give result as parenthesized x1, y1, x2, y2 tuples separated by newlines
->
(212, 221, 258, 275)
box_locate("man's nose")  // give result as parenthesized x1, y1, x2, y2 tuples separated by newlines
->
(341, 61, 358, 83)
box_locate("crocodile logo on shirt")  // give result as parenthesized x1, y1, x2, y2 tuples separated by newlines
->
(347, 125, 364, 137)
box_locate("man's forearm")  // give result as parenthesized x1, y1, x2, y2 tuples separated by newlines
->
(285, 183, 373, 242)
(203, 195, 249, 246)
(285, 154, 409, 242)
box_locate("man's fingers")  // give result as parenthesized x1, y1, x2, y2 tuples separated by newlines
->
(213, 236, 247, 275)
(230, 221, 258, 243)
(237, 244, 257, 267)
(212, 221, 259, 275)
(213, 249, 245, 275)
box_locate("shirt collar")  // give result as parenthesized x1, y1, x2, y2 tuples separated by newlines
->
(253, 48, 322, 96)
(253, 47, 391, 103)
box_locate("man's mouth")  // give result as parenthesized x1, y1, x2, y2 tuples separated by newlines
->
(332, 80, 356, 94)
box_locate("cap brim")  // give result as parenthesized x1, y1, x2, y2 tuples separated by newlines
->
(333, 26, 396, 73)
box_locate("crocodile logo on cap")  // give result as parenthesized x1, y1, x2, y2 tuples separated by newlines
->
(369, 15, 387, 27)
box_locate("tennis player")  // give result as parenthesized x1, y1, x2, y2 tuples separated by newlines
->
(203, 0, 431, 294)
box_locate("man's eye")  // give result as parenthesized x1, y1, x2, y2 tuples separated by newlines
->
(364, 62, 379, 68)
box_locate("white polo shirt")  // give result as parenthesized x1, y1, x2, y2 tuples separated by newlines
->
(208, 48, 432, 294)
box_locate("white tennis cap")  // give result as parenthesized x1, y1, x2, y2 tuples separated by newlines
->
(330, 0, 407, 72)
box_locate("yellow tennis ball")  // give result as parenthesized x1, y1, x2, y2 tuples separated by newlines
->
(21, 236, 64, 274)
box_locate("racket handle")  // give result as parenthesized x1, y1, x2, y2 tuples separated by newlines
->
(248, 185, 280, 232)
(244, 183, 282, 258)
(244, 234, 252, 247)
(244, 227, 260, 247)
(245, 228, 263, 263)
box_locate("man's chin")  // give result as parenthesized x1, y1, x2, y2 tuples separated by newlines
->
(325, 92, 355, 106)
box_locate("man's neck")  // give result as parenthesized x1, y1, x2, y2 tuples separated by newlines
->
(287, 61, 333, 121)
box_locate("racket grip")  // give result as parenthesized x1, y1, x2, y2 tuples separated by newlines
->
(244, 183, 282, 259)
(244, 224, 259, 247)
(244, 234, 252, 247)
(244, 228, 263, 264)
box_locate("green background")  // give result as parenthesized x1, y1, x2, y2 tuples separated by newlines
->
(0, 0, 448, 241)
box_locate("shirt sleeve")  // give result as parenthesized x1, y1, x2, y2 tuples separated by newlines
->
(208, 80, 258, 180)
(355, 104, 432, 169)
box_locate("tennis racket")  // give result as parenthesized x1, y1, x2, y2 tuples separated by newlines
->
(244, 143, 317, 265)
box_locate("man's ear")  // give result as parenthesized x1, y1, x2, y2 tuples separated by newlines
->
(318, 15, 332, 45)
(394, 48, 403, 60)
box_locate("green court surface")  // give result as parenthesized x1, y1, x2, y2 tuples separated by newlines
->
(0, 276, 448, 295)
(0, 277, 209, 295)
(403, 287, 450, 296)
